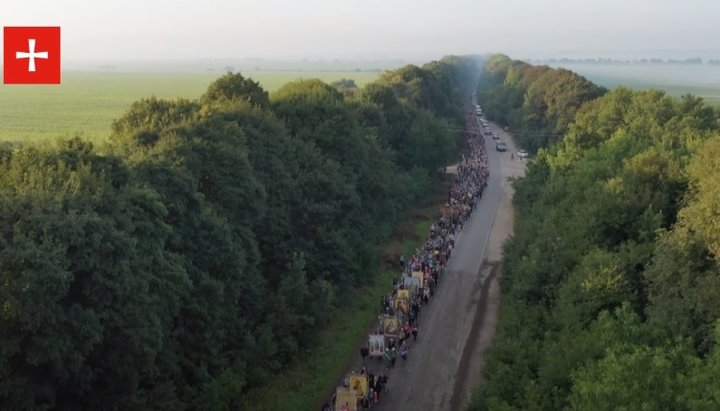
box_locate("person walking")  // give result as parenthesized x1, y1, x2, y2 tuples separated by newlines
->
(400, 341, 409, 364)
(412, 324, 418, 341)
(360, 344, 369, 366)
(374, 374, 384, 402)
(383, 348, 392, 370)
(390, 347, 397, 369)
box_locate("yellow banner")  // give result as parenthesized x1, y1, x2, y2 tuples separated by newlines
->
(335, 387, 357, 411)
(394, 297, 409, 314)
(397, 289, 410, 300)
(349, 374, 369, 398)
(412, 271, 425, 288)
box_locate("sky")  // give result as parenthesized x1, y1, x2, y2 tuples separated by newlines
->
(1, 0, 719, 63)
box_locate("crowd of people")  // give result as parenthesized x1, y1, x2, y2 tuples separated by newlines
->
(324, 99, 490, 411)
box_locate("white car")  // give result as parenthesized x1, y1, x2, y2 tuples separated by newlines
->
(517, 149, 529, 159)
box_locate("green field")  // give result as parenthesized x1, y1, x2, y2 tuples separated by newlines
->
(0, 71, 380, 143)
(550, 63, 720, 106)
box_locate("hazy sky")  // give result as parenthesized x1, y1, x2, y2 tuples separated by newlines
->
(2, 0, 718, 61)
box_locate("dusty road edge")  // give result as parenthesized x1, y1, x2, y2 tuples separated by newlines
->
(449, 122, 527, 409)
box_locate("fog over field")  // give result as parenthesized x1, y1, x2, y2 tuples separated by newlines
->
(547, 62, 720, 104)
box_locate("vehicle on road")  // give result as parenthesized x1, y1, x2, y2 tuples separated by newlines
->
(492, 133, 500, 140)
(496, 141, 507, 151)
(517, 149, 529, 159)
(484, 129, 492, 135)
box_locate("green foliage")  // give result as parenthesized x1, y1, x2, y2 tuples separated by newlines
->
(201, 72, 269, 108)
(472, 57, 720, 410)
(0, 71, 381, 143)
(478, 54, 606, 152)
(0, 56, 479, 410)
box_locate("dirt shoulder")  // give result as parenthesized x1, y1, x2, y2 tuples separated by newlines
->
(450, 121, 526, 408)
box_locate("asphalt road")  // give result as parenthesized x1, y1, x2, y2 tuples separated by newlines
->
(353, 115, 526, 411)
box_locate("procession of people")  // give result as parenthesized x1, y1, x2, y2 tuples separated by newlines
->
(327, 98, 490, 411)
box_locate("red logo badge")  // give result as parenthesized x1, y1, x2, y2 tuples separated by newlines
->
(4, 27, 61, 84)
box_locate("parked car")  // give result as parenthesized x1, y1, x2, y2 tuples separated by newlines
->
(496, 141, 507, 152)
(517, 149, 529, 159)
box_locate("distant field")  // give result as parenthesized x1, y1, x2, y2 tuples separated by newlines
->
(0, 71, 380, 143)
(550, 63, 720, 106)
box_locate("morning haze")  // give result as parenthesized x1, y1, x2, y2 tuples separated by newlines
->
(4, 0, 720, 64)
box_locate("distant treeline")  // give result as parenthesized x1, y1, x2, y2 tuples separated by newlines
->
(0, 56, 479, 410)
(477, 55, 606, 152)
(472, 54, 720, 410)
(527, 57, 718, 65)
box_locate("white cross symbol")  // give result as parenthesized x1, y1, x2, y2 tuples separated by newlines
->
(16, 38, 49, 72)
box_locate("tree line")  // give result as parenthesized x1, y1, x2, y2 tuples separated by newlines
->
(471, 54, 720, 410)
(0, 56, 480, 410)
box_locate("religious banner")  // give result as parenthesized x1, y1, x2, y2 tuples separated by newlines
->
(394, 289, 410, 313)
(393, 297, 409, 314)
(412, 271, 425, 288)
(404, 275, 421, 292)
(349, 374, 369, 398)
(368, 334, 385, 357)
(335, 387, 357, 411)
(382, 315, 400, 337)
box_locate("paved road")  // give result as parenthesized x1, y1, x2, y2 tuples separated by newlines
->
(353, 115, 526, 411)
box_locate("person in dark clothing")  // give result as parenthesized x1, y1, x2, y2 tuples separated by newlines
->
(374, 377, 383, 402)
(360, 344, 369, 365)
(412, 324, 418, 341)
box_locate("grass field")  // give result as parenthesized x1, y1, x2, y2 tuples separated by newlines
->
(550, 63, 720, 106)
(0, 70, 380, 143)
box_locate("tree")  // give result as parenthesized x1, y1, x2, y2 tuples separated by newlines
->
(201, 72, 269, 108)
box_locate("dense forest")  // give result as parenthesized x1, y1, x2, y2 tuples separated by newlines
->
(0, 56, 479, 410)
(472, 55, 720, 410)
